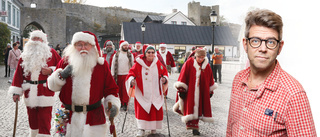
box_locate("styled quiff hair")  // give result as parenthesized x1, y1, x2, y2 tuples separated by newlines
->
(245, 9, 283, 40)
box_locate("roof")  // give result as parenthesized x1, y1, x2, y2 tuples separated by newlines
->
(130, 17, 144, 23)
(163, 11, 195, 26)
(122, 22, 237, 46)
(143, 15, 165, 23)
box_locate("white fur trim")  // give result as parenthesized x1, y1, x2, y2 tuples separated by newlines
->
(201, 116, 214, 123)
(104, 95, 121, 117)
(210, 83, 218, 91)
(24, 94, 56, 108)
(8, 86, 23, 96)
(47, 68, 66, 92)
(171, 67, 177, 73)
(182, 114, 197, 123)
(36, 134, 51, 137)
(29, 30, 47, 44)
(174, 81, 188, 90)
(172, 96, 184, 116)
(136, 119, 162, 130)
(71, 32, 95, 46)
(22, 83, 31, 91)
(159, 43, 167, 48)
(29, 129, 38, 137)
(48, 66, 56, 72)
(120, 41, 129, 50)
(97, 57, 104, 65)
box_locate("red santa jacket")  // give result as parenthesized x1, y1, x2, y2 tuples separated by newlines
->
(173, 57, 217, 123)
(102, 50, 116, 67)
(125, 56, 169, 113)
(8, 48, 61, 107)
(157, 50, 176, 67)
(48, 58, 120, 126)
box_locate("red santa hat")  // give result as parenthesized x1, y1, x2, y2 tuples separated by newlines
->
(29, 30, 48, 44)
(159, 42, 167, 48)
(135, 41, 141, 46)
(119, 40, 129, 50)
(71, 31, 104, 65)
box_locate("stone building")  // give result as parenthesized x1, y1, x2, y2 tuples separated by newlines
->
(18, 0, 160, 48)
(188, 1, 219, 26)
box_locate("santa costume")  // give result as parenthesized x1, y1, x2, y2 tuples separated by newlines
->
(132, 41, 143, 59)
(102, 40, 116, 66)
(173, 48, 218, 132)
(8, 30, 61, 137)
(157, 43, 176, 74)
(47, 31, 120, 137)
(125, 46, 169, 135)
(110, 40, 134, 109)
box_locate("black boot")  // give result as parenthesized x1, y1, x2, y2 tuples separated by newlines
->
(192, 129, 200, 135)
(123, 103, 127, 111)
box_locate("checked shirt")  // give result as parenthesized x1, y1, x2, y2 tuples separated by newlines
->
(226, 62, 316, 137)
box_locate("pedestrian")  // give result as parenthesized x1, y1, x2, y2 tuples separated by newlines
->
(212, 47, 223, 83)
(55, 44, 62, 57)
(47, 31, 120, 137)
(8, 30, 61, 137)
(125, 45, 169, 136)
(157, 43, 177, 74)
(7, 42, 22, 83)
(3, 43, 12, 77)
(173, 48, 218, 135)
(131, 41, 143, 59)
(16, 41, 23, 51)
(102, 40, 116, 66)
(184, 46, 196, 62)
(226, 9, 317, 136)
(110, 40, 134, 110)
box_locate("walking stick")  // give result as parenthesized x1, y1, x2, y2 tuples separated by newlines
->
(121, 83, 134, 133)
(162, 75, 171, 137)
(13, 100, 18, 137)
(108, 102, 117, 137)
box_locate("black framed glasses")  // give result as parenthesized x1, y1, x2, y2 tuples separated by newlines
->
(246, 37, 280, 49)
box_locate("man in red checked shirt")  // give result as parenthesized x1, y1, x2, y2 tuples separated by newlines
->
(226, 9, 317, 136)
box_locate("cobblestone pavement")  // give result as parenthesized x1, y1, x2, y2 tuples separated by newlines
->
(0, 62, 242, 137)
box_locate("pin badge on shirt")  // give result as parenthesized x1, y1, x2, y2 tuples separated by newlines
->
(264, 108, 274, 116)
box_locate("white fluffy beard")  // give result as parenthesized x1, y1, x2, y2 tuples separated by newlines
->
(64, 45, 98, 76)
(20, 40, 52, 78)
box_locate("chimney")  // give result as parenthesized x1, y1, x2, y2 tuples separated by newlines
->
(172, 9, 177, 13)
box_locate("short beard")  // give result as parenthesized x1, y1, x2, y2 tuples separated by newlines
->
(122, 48, 128, 52)
(106, 47, 112, 52)
(20, 40, 52, 78)
(64, 45, 98, 76)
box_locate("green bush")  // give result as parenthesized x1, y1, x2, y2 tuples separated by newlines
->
(0, 22, 11, 64)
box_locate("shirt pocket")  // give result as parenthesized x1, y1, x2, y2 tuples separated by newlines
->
(250, 103, 285, 136)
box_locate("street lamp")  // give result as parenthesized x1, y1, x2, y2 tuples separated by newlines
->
(210, 10, 218, 52)
(141, 22, 146, 45)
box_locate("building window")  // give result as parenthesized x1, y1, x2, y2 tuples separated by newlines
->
(174, 46, 186, 55)
(13, 7, 15, 26)
(181, 22, 187, 25)
(1, 0, 5, 21)
(17, 10, 19, 28)
(171, 21, 177, 24)
(7, 2, 11, 24)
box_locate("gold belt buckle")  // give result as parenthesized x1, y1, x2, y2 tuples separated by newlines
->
(83, 105, 87, 114)
(71, 104, 75, 112)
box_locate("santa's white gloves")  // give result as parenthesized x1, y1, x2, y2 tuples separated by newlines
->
(60, 65, 73, 79)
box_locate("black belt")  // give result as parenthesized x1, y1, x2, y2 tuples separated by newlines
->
(64, 100, 101, 112)
(26, 80, 47, 84)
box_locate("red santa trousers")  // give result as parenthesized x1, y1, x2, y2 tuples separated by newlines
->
(117, 75, 129, 105)
(26, 106, 52, 135)
(134, 98, 163, 130)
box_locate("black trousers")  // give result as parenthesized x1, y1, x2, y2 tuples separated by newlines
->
(213, 64, 222, 83)
(4, 61, 10, 77)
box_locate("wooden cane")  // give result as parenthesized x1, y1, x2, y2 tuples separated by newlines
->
(13, 100, 18, 137)
(108, 102, 117, 137)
